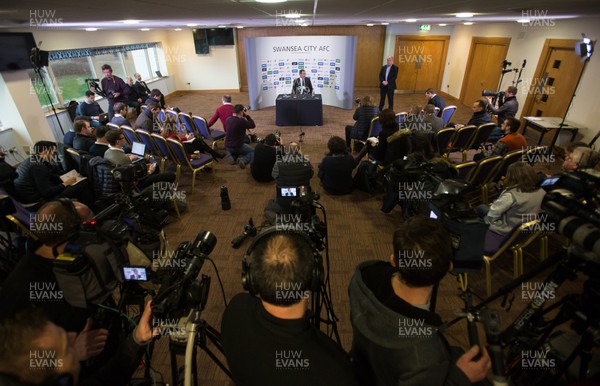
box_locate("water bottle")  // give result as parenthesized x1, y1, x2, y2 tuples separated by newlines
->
(220, 185, 231, 210)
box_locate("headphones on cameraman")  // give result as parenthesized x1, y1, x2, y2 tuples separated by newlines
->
(241, 227, 324, 296)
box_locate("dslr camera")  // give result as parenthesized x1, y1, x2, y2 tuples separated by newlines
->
(482, 90, 505, 98)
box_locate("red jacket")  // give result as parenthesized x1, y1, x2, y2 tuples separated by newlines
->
(207, 104, 234, 129)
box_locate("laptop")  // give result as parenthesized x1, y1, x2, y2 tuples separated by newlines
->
(98, 112, 109, 123)
(130, 141, 146, 163)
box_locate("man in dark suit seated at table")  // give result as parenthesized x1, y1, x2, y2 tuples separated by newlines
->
(291, 70, 313, 95)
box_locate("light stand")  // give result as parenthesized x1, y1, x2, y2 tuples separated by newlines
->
(31, 59, 65, 136)
(548, 34, 593, 155)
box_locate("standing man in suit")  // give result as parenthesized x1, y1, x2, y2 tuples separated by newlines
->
(292, 69, 313, 95)
(379, 56, 398, 111)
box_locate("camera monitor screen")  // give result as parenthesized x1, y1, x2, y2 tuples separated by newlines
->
(541, 177, 559, 187)
(122, 266, 148, 281)
(278, 187, 298, 197)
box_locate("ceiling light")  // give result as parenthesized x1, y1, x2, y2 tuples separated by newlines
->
(463, 22, 473, 25)
(284, 14, 301, 19)
(85, 28, 98, 31)
(516, 19, 530, 23)
(121, 20, 140, 24)
(456, 13, 474, 18)
(293, 19, 305, 24)
(256, 0, 287, 3)
(366, 23, 374, 26)
(218, 25, 226, 28)
(300, 23, 308, 27)
(174, 28, 182, 31)
(405, 19, 417, 23)
(381, 22, 389, 25)
(187, 23, 198, 27)
(140, 28, 150, 31)
(438, 24, 447, 26)
(237, 26, 244, 29)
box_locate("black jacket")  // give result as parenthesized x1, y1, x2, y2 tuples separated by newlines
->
(13, 158, 65, 204)
(467, 110, 493, 127)
(292, 76, 313, 94)
(351, 106, 380, 140)
(318, 154, 355, 195)
(378, 64, 398, 89)
(489, 95, 518, 125)
(251, 143, 276, 182)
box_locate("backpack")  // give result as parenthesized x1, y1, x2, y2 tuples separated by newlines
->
(353, 160, 378, 194)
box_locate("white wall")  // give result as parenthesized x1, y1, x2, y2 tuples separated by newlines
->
(164, 30, 239, 91)
(439, 19, 600, 143)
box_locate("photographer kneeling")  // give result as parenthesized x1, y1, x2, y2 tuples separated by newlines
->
(349, 217, 491, 386)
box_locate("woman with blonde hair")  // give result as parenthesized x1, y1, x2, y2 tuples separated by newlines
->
(477, 162, 546, 252)
(160, 115, 225, 161)
(344, 95, 379, 152)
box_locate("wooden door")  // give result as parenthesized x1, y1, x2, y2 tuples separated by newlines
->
(460, 37, 511, 105)
(394, 36, 450, 93)
(521, 40, 586, 118)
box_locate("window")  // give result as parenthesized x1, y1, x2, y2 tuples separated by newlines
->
(35, 43, 167, 110)
(29, 68, 59, 107)
(49, 57, 95, 102)
(93, 53, 126, 79)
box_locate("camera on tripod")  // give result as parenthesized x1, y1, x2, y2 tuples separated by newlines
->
(85, 78, 107, 98)
(152, 231, 217, 319)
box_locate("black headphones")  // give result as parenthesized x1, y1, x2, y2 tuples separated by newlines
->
(241, 227, 324, 296)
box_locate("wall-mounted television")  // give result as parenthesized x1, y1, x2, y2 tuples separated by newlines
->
(192, 29, 209, 55)
(207, 28, 234, 46)
(0, 32, 37, 71)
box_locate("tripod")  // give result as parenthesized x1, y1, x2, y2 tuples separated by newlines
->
(32, 65, 65, 136)
(444, 248, 600, 385)
(169, 275, 231, 386)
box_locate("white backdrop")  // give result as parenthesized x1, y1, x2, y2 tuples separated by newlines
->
(245, 36, 357, 110)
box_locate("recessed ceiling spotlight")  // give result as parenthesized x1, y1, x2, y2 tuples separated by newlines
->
(85, 28, 98, 31)
(140, 28, 150, 31)
(237, 26, 244, 29)
(284, 14, 301, 19)
(381, 22, 389, 25)
(218, 25, 226, 28)
(405, 19, 417, 23)
(516, 19, 530, 23)
(366, 23, 374, 26)
(456, 13, 474, 18)
(256, 0, 287, 3)
(121, 20, 140, 24)
(463, 22, 474, 25)
(174, 28, 182, 31)
(438, 24, 447, 26)
(187, 23, 198, 27)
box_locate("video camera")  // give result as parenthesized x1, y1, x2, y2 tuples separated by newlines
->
(541, 169, 600, 257)
(85, 78, 107, 98)
(152, 231, 217, 319)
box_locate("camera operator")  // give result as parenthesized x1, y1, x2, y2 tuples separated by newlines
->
(348, 217, 491, 386)
(487, 86, 518, 142)
(221, 232, 359, 386)
(225, 104, 256, 169)
(97, 64, 128, 120)
(251, 133, 280, 182)
(0, 300, 155, 386)
(0, 200, 108, 354)
(344, 96, 379, 152)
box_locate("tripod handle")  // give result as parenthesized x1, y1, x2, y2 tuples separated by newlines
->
(467, 318, 482, 361)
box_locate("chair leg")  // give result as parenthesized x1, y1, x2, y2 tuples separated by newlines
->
(462, 150, 467, 162)
(175, 165, 181, 185)
(171, 196, 181, 218)
(6, 215, 37, 240)
(191, 170, 198, 194)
